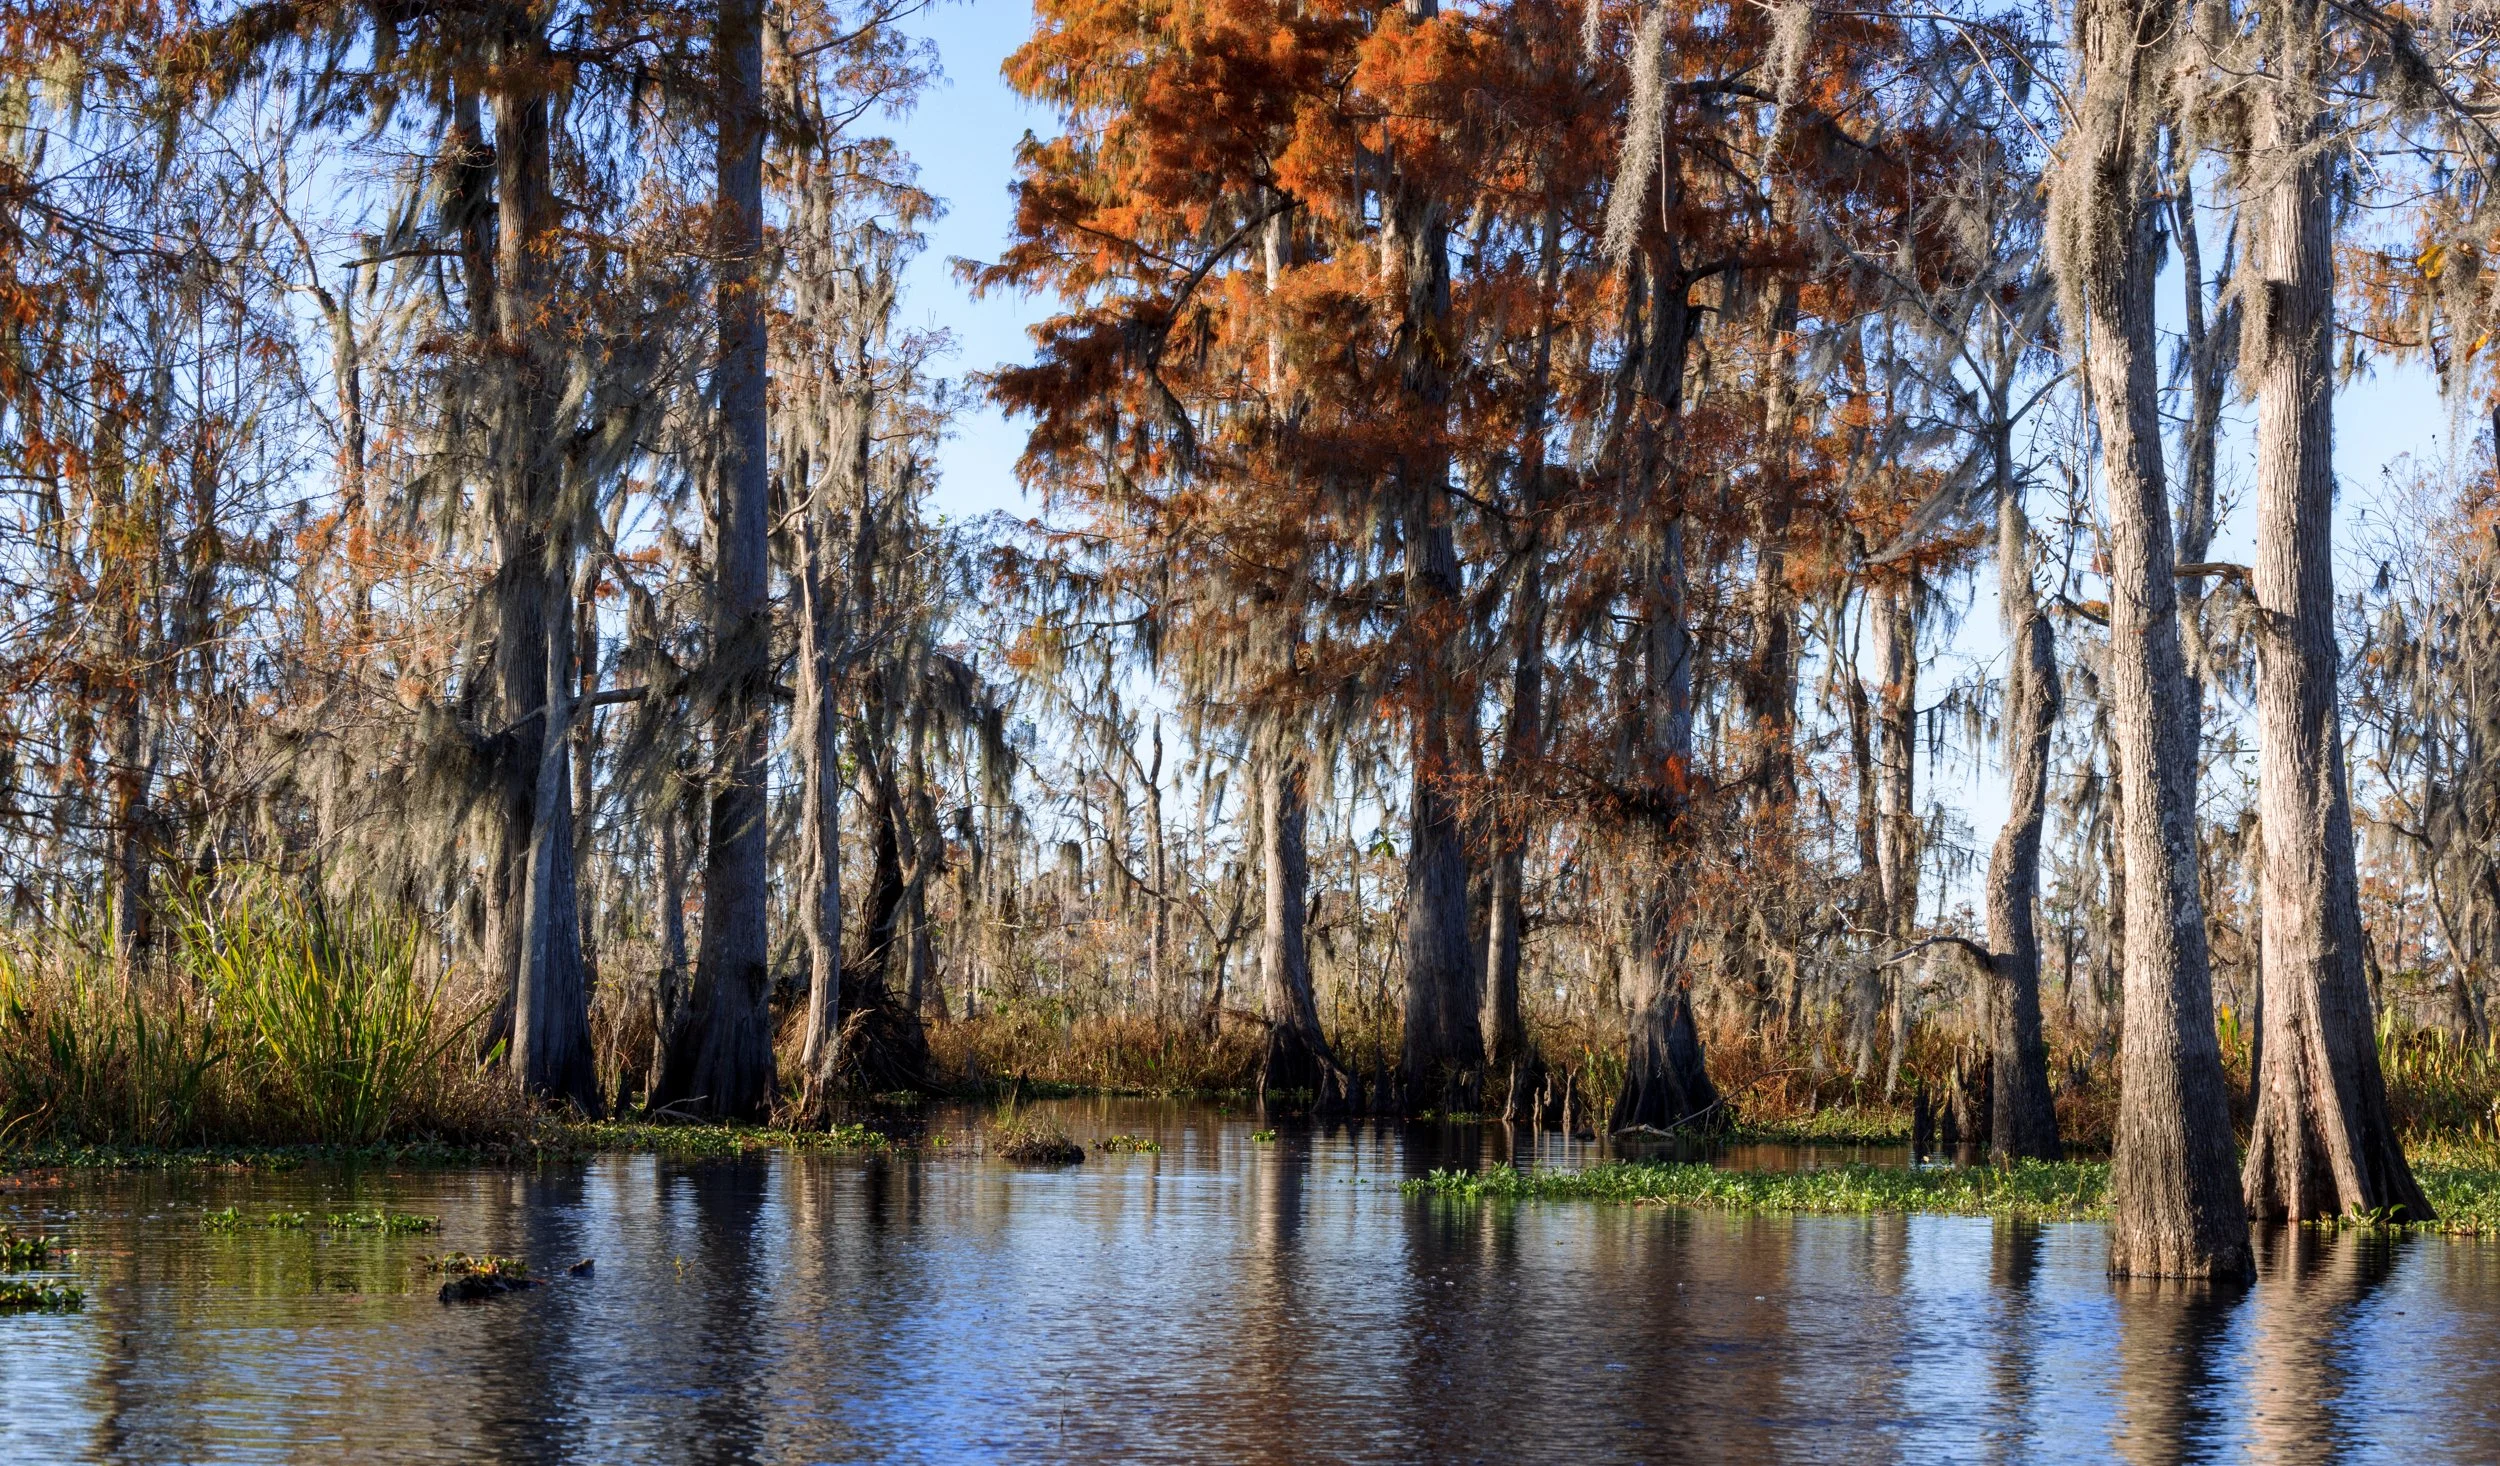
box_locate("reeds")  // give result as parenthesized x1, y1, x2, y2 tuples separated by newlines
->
(0, 879, 520, 1149)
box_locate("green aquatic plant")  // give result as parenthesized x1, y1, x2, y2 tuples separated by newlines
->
(0, 1280, 81, 1312)
(427, 1252, 530, 1278)
(1249, 1129, 1279, 1144)
(263, 1211, 312, 1229)
(201, 1206, 244, 1230)
(1096, 1134, 1161, 1153)
(325, 1210, 438, 1234)
(0, 1227, 62, 1267)
(1406, 1160, 2111, 1220)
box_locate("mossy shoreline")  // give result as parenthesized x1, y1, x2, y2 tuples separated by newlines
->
(1405, 1157, 2500, 1237)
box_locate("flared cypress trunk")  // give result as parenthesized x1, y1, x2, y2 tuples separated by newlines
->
(655, 0, 775, 1120)
(2052, 0, 2249, 1277)
(1988, 497, 2062, 1160)
(2240, 0, 2428, 1222)
(488, 30, 595, 1111)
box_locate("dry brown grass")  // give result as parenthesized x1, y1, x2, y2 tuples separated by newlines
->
(928, 1010, 1263, 1094)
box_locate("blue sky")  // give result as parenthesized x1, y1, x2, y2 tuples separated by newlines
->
(888, 0, 1050, 524)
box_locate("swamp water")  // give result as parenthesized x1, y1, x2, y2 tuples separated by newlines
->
(1, 1098, 2497, 1464)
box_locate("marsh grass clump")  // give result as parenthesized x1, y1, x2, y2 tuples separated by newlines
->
(1096, 1134, 1160, 1153)
(0, 1280, 81, 1312)
(986, 1092, 1083, 1165)
(0, 881, 522, 1152)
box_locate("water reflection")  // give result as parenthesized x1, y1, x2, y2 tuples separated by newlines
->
(2, 1101, 2497, 1464)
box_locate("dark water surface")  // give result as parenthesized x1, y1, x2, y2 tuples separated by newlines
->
(2, 1098, 2496, 1464)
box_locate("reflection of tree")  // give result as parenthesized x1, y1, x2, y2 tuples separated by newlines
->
(1984, 1219, 2046, 1444)
(2111, 1273, 2243, 1463)
(2244, 1228, 2395, 1460)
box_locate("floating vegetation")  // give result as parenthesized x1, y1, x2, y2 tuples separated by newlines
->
(1406, 1160, 2110, 1220)
(1250, 1130, 1278, 1144)
(0, 1280, 81, 1312)
(1408, 1158, 2500, 1235)
(0, 1227, 63, 1267)
(200, 1205, 436, 1234)
(429, 1253, 539, 1303)
(1096, 1134, 1160, 1153)
(325, 1210, 437, 1233)
(538, 1119, 892, 1159)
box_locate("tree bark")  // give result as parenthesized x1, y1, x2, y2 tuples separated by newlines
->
(2240, 0, 2429, 1222)
(1391, 0, 1481, 1110)
(2052, 0, 2249, 1276)
(794, 492, 847, 1119)
(1873, 575, 1918, 1098)
(655, 0, 775, 1119)
(1988, 494, 2062, 1161)
(488, 21, 596, 1111)
(1483, 206, 1562, 1073)
(1258, 752, 1341, 1101)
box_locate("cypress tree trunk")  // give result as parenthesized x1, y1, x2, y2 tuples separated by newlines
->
(2052, 0, 2249, 1277)
(1483, 207, 1562, 1074)
(1389, 0, 1480, 1110)
(794, 494, 846, 1119)
(1873, 577, 1917, 1098)
(656, 0, 774, 1119)
(1988, 493, 2062, 1160)
(488, 22, 595, 1110)
(1258, 752, 1340, 1100)
(2240, 0, 2428, 1222)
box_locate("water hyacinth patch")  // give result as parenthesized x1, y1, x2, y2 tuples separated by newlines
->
(0, 1227, 62, 1267)
(0, 1280, 81, 1312)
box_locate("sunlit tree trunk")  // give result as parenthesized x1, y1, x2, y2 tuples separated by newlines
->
(2051, 0, 2248, 1276)
(2240, 0, 2428, 1222)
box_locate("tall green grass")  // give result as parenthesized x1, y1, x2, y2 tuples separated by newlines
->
(0, 880, 513, 1148)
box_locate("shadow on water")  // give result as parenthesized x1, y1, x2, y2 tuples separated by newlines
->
(3, 1099, 2498, 1464)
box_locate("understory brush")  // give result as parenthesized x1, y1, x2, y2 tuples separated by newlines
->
(928, 1008, 1261, 1095)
